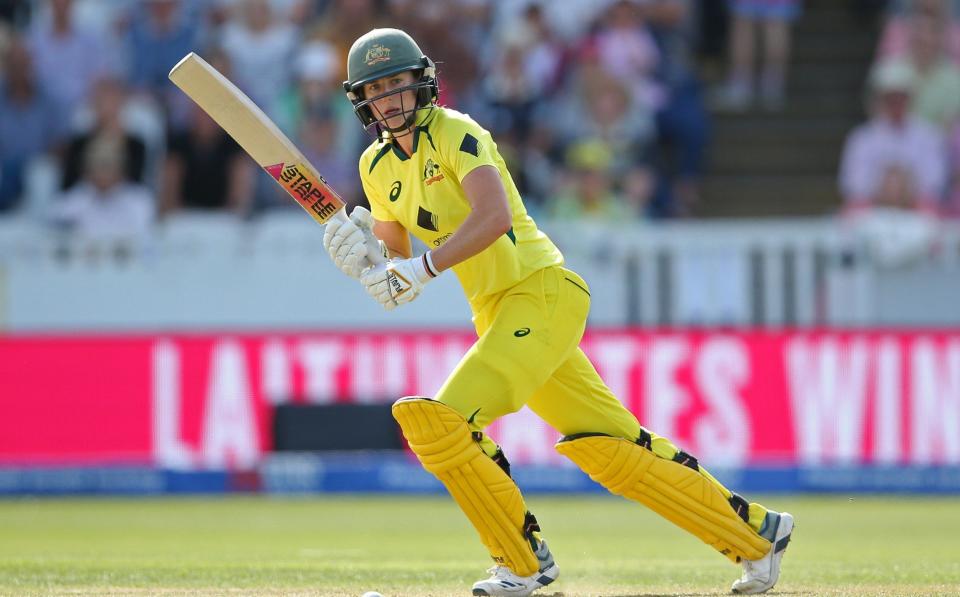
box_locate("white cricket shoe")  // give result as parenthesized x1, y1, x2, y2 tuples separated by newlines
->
(731, 511, 794, 594)
(472, 539, 559, 596)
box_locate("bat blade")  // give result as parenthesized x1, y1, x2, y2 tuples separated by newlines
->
(168, 52, 346, 225)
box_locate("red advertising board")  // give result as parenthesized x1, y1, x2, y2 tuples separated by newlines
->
(1, 331, 958, 469)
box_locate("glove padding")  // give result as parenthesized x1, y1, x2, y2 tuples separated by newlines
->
(361, 255, 434, 310)
(323, 206, 386, 279)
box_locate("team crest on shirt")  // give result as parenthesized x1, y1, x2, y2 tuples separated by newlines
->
(423, 158, 445, 186)
(364, 44, 391, 66)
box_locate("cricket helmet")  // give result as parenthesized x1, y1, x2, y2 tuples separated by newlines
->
(343, 28, 438, 133)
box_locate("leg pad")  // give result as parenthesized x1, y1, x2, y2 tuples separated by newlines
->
(393, 397, 539, 576)
(556, 434, 770, 562)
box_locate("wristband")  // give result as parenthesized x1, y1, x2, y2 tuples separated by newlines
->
(422, 251, 440, 278)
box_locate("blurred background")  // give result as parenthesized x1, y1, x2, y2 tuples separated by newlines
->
(1, 0, 959, 496)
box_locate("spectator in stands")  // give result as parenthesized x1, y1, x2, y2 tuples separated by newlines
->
(482, 33, 539, 139)
(839, 59, 946, 213)
(27, 0, 112, 123)
(476, 3, 566, 208)
(591, 0, 662, 109)
(218, 0, 299, 119)
(0, 38, 64, 212)
(125, 1, 204, 104)
(443, 0, 494, 51)
(877, 0, 960, 66)
(278, 39, 354, 143)
(568, 0, 660, 222)
(550, 139, 651, 222)
(840, 60, 947, 266)
(712, 0, 802, 111)
(903, 11, 960, 128)
(309, 0, 383, 80)
(646, 0, 710, 217)
(552, 62, 655, 183)
(489, 0, 606, 43)
(51, 135, 155, 260)
(159, 88, 255, 216)
(483, 5, 566, 136)
(211, 0, 315, 27)
(60, 76, 146, 191)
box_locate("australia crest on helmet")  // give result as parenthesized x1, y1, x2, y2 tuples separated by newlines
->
(364, 43, 392, 66)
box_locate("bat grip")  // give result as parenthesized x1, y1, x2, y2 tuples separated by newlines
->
(362, 228, 387, 266)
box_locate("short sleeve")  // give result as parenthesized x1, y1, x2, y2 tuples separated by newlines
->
(440, 119, 498, 183)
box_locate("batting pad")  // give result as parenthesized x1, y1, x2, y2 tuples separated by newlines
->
(556, 434, 770, 563)
(392, 398, 540, 576)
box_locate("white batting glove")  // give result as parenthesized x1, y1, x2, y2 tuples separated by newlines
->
(360, 253, 440, 310)
(322, 206, 386, 279)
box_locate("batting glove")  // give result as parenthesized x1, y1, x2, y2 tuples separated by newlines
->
(323, 206, 387, 279)
(360, 253, 440, 310)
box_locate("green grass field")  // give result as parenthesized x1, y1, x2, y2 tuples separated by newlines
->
(0, 495, 958, 596)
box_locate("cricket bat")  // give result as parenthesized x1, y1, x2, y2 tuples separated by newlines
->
(168, 52, 349, 227)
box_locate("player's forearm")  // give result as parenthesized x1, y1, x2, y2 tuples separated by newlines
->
(374, 219, 413, 258)
(429, 206, 511, 272)
(429, 165, 512, 273)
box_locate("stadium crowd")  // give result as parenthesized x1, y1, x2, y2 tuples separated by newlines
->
(837, 0, 960, 264)
(841, 0, 960, 216)
(0, 0, 958, 259)
(0, 0, 715, 238)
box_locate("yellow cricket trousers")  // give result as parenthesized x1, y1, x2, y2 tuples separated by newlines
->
(433, 264, 771, 534)
(434, 265, 641, 455)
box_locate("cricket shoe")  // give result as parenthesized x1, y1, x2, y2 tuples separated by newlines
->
(731, 511, 794, 594)
(472, 539, 559, 596)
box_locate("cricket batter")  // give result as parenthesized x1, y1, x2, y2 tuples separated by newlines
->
(323, 28, 793, 597)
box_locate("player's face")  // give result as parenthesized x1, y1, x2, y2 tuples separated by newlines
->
(363, 70, 418, 131)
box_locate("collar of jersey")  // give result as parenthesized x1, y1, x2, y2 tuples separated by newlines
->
(381, 107, 438, 161)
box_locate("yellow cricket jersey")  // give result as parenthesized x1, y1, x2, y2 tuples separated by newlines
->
(359, 106, 563, 306)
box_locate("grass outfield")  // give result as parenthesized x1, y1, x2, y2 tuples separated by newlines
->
(0, 495, 958, 596)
